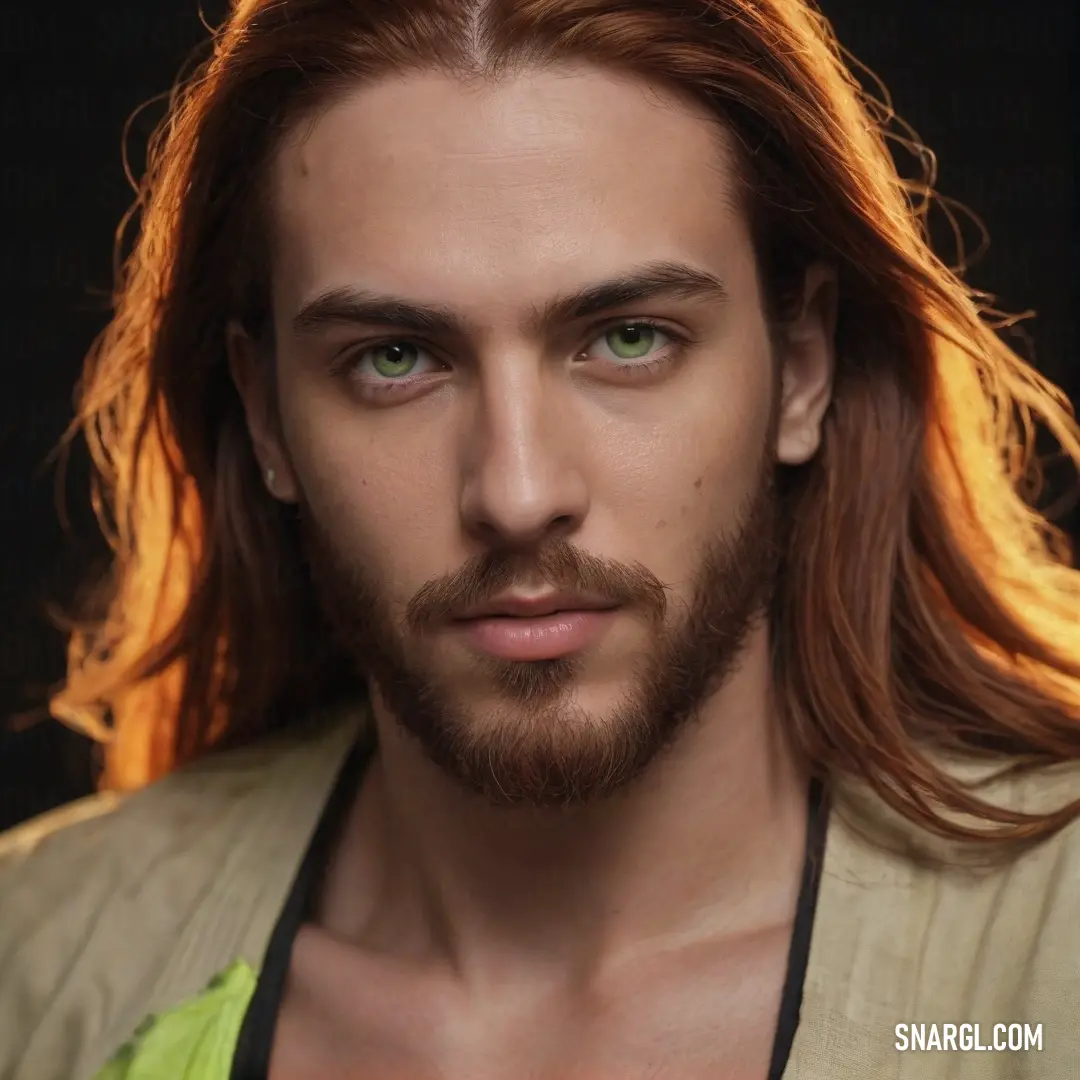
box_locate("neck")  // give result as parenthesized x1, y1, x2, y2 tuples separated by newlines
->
(316, 627, 812, 993)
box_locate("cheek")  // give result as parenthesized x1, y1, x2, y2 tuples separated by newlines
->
(598, 364, 774, 564)
(276, 383, 457, 594)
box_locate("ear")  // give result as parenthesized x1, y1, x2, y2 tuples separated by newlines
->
(226, 319, 300, 503)
(773, 262, 838, 465)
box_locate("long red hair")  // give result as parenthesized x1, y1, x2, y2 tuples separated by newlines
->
(51, 0, 1080, 840)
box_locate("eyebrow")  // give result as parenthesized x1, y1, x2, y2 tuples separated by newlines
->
(290, 260, 728, 339)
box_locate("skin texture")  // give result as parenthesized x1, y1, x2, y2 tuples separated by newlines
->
(231, 63, 836, 1078)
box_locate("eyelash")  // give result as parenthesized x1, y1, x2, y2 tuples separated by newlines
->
(331, 318, 691, 399)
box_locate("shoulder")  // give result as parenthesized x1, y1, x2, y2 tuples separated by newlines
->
(795, 759, 1080, 1078)
(939, 754, 1080, 904)
(833, 761, 1079, 1038)
(0, 744, 263, 1079)
(834, 752, 1080, 894)
(905, 756, 1080, 942)
(0, 725, 306, 937)
(988, 759, 1080, 980)
(0, 710, 364, 1080)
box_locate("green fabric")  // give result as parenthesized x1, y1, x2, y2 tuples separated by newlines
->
(91, 959, 257, 1080)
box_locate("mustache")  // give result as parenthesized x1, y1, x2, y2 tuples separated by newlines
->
(403, 538, 669, 632)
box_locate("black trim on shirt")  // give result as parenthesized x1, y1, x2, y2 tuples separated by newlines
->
(229, 738, 373, 1080)
(766, 774, 827, 1080)
(231, 760, 828, 1080)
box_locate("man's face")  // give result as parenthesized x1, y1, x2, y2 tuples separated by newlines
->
(235, 64, 834, 807)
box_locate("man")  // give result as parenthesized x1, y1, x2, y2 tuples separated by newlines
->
(2, 0, 1078, 1077)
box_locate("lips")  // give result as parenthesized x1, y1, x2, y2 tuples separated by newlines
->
(452, 592, 617, 622)
(453, 609, 617, 661)
(449, 592, 620, 661)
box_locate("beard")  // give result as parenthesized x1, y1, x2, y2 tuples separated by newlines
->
(301, 459, 781, 811)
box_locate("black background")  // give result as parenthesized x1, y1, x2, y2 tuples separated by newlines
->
(1, 1, 1076, 830)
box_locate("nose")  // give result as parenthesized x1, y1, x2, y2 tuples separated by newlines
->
(458, 362, 589, 549)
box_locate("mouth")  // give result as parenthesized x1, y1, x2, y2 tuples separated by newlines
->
(449, 594, 620, 661)
(452, 593, 618, 621)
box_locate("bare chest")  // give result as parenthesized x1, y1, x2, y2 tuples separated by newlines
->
(266, 926, 794, 1080)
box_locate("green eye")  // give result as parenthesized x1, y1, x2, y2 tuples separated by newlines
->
(605, 324, 656, 360)
(369, 343, 420, 378)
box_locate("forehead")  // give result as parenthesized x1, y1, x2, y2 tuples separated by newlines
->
(268, 64, 754, 316)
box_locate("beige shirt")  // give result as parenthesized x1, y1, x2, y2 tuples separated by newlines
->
(1, 701, 1077, 1079)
